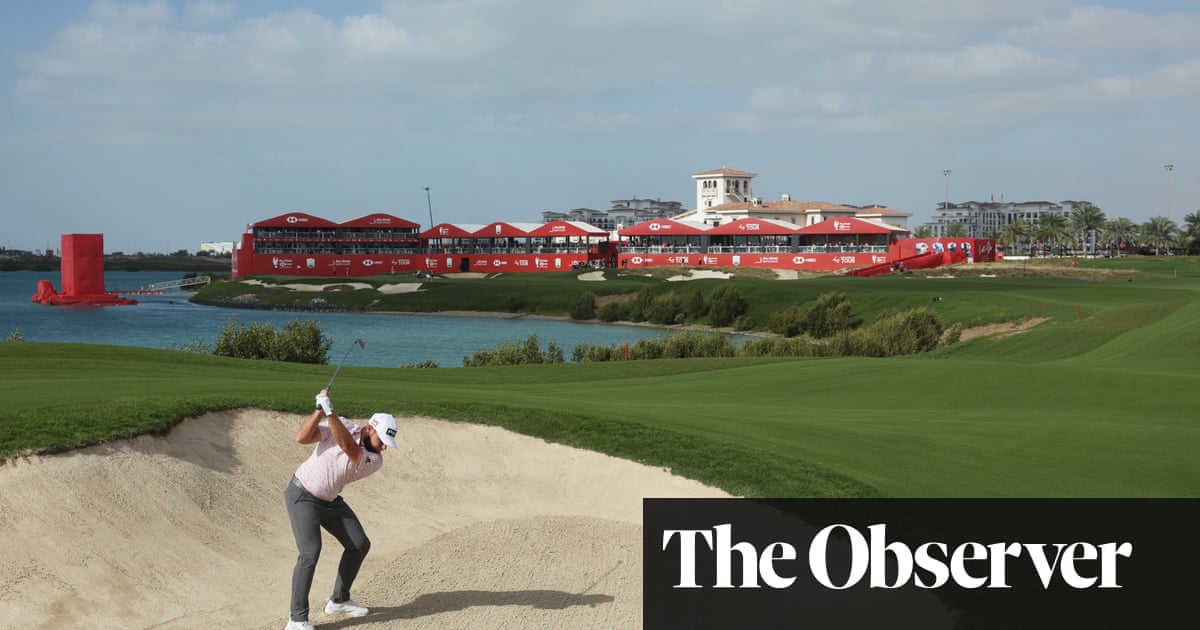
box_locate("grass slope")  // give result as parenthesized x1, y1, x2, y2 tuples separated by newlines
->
(6, 256, 1198, 497)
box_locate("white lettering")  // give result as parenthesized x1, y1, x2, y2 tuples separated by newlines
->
(1025, 544, 1069, 589)
(760, 542, 798, 589)
(913, 542, 950, 588)
(950, 542, 989, 589)
(868, 524, 912, 588)
(663, 529, 713, 589)
(1099, 542, 1133, 588)
(663, 523, 1132, 592)
(1060, 542, 1098, 589)
(714, 523, 761, 588)
(809, 524, 869, 590)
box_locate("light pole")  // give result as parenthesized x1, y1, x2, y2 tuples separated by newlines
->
(942, 169, 952, 238)
(1164, 164, 1174, 220)
(424, 186, 434, 228)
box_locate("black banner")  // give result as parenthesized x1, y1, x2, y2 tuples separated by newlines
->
(644, 499, 1199, 629)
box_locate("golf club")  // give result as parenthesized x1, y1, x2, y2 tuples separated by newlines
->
(326, 338, 365, 391)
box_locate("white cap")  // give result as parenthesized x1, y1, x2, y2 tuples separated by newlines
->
(367, 413, 398, 449)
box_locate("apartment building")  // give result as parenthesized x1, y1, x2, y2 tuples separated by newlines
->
(924, 200, 1086, 237)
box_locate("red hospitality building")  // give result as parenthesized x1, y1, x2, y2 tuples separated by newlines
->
(231, 166, 994, 279)
(233, 211, 994, 279)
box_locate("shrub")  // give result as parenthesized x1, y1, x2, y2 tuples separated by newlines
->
(463, 334, 565, 367)
(686, 291, 708, 318)
(573, 342, 622, 362)
(942, 323, 964, 346)
(504, 293, 526, 312)
(597, 301, 628, 322)
(709, 284, 747, 327)
(213, 318, 332, 364)
(663, 331, 737, 358)
(645, 291, 685, 325)
(568, 291, 597, 320)
(731, 314, 756, 331)
(5, 328, 23, 342)
(628, 337, 664, 360)
(767, 305, 807, 337)
(832, 307, 943, 357)
(804, 291, 853, 338)
(170, 337, 213, 353)
(400, 359, 440, 368)
(625, 287, 656, 322)
(575, 331, 735, 361)
(740, 335, 818, 357)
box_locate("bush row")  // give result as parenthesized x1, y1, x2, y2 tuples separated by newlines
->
(461, 305, 946, 366)
(462, 334, 565, 367)
(573, 286, 859, 335)
(213, 318, 333, 364)
(742, 307, 945, 358)
(172, 317, 333, 364)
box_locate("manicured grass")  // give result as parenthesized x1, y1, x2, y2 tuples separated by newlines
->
(7, 257, 1199, 498)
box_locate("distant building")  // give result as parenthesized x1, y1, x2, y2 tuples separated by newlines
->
(541, 198, 683, 232)
(539, 166, 913, 233)
(922, 200, 1086, 238)
(693, 167, 757, 210)
(0, 247, 34, 260)
(676, 167, 911, 230)
(200, 241, 234, 255)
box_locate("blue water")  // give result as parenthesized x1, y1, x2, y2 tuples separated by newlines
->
(1, 271, 698, 368)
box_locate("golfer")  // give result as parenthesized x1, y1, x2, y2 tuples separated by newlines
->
(284, 389, 399, 630)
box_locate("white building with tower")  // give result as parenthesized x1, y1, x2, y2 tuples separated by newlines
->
(676, 167, 911, 230)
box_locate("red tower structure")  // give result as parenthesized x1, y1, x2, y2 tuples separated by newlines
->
(31, 234, 137, 306)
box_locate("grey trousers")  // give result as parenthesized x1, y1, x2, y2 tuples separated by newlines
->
(285, 477, 372, 622)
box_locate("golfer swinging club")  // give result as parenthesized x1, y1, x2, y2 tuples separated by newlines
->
(284, 388, 399, 630)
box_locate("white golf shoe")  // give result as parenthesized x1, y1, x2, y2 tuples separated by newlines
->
(284, 620, 314, 630)
(325, 598, 369, 617)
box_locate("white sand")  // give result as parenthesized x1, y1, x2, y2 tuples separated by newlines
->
(0, 411, 729, 629)
(577, 271, 606, 282)
(240, 279, 421, 294)
(666, 270, 732, 281)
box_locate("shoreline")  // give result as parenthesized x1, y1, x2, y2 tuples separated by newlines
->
(189, 297, 763, 338)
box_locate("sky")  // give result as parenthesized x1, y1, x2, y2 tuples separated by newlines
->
(1, 0, 1197, 254)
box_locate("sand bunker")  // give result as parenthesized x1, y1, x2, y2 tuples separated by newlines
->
(0, 411, 728, 629)
(241, 279, 422, 294)
(665, 270, 732, 281)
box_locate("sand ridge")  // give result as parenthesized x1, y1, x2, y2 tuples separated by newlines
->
(0, 410, 729, 629)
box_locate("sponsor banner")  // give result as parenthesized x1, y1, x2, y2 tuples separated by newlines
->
(253, 253, 423, 276)
(470, 254, 583, 270)
(898, 238, 997, 263)
(645, 498, 1198, 629)
(618, 253, 875, 271)
(248, 253, 588, 276)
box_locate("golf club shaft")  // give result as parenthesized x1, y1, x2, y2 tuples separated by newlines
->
(326, 339, 364, 391)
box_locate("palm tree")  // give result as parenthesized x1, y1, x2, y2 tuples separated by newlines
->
(1140, 216, 1178, 255)
(1035, 213, 1071, 257)
(1068, 203, 1106, 257)
(912, 225, 934, 238)
(1182, 211, 1200, 255)
(944, 222, 967, 238)
(998, 220, 1031, 256)
(1098, 218, 1138, 256)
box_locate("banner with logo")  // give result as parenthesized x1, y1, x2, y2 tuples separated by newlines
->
(645, 498, 1198, 629)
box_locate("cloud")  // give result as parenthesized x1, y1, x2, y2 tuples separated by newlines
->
(1005, 5, 1200, 61)
(183, 0, 235, 28)
(0, 1, 1197, 251)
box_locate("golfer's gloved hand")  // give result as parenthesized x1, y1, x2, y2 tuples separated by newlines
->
(315, 392, 334, 416)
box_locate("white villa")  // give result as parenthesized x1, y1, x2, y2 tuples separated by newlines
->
(674, 167, 912, 231)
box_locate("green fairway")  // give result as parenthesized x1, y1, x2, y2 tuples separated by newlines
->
(5, 257, 1198, 497)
